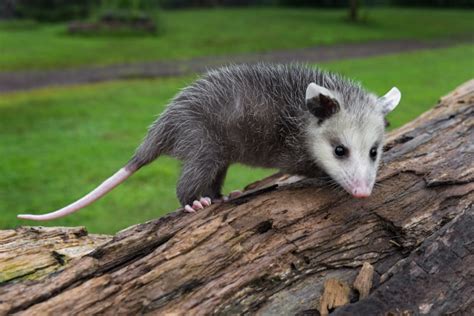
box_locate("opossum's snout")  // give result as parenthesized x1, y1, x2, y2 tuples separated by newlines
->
(334, 170, 374, 198)
(347, 179, 372, 198)
(351, 189, 371, 198)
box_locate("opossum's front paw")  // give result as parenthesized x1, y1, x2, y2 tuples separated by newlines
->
(184, 197, 212, 213)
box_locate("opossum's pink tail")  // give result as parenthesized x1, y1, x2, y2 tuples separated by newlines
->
(17, 167, 135, 221)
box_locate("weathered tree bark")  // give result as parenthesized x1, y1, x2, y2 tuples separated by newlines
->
(0, 226, 110, 284)
(0, 81, 472, 315)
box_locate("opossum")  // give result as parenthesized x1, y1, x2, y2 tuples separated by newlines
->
(17, 64, 401, 220)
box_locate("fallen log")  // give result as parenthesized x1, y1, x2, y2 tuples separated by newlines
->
(0, 80, 472, 315)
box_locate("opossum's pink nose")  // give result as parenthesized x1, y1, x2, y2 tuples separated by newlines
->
(350, 181, 372, 198)
(352, 190, 371, 198)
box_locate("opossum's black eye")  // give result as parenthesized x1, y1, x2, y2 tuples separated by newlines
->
(370, 147, 377, 160)
(334, 145, 347, 158)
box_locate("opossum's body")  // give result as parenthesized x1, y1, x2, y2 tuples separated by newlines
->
(131, 64, 341, 203)
(18, 64, 401, 220)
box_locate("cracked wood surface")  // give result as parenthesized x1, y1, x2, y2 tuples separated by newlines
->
(0, 227, 111, 284)
(0, 80, 472, 315)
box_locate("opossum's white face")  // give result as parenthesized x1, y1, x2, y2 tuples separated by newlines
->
(305, 83, 401, 198)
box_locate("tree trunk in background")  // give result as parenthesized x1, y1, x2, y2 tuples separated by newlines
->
(0, 81, 472, 315)
(349, 0, 359, 21)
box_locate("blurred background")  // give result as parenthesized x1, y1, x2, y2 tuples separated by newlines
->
(0, 0, 473, 234)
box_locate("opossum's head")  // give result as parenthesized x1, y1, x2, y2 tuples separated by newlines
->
(305, 82, 401, 198)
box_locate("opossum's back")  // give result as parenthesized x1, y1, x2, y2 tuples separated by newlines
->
(171, 64, 317, 127)
(170, 63, 361, 124)
(161, 66, 304, 141)
(160, 65, 315, 161)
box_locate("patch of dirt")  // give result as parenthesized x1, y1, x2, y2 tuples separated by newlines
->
(0, 38, 471, 93)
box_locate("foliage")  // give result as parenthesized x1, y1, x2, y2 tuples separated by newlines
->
(100, 0, 161, 11)
(278, 0, 349, 7)
(1, 44, 473, 234)
(94, 0, 161, 20)
(277, 0, 474, 7)
(158, 0, 474, 8)
(158, 0, 276, 8)
(63, 0, 162, 37)
(1, 0, 163, 26)
(14, 0, 94, 22)
(391, 0, 474, 7)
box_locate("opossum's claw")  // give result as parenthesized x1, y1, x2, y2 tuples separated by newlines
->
(184, 205, 196, 213)
(184, 197, 212, 213)
(200, 197, 211, 207)
(193, 200, 204, 209)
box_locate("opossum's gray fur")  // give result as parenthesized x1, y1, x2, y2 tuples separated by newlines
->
(17, 63, 400, 221)
(128, 63, 378, 205)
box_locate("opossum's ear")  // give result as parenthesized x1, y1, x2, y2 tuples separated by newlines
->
(305, 83, 340, 121)
(378, 87, 401, 116)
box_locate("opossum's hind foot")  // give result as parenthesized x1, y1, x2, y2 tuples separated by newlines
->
(183, 190, 242, 213)
(184, 197, 212, 213)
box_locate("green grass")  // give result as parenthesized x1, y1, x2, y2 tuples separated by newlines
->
(1, 44, 473, 234)
(0, 8, 473, 71)
(324, 44, 474, 127)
